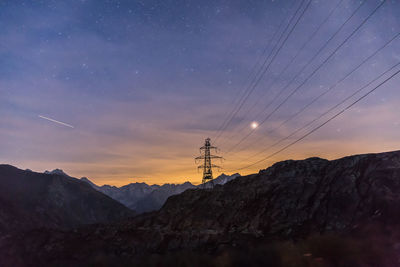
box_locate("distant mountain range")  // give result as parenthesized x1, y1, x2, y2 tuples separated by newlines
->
(0, 165, 134, 236)
(80, 173, 240, 213)
(33, 167, 240, 214)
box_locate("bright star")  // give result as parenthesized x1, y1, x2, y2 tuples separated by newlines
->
(251, 121, 258, 129)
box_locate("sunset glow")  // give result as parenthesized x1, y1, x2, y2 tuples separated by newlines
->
(1, 0, 400, 186)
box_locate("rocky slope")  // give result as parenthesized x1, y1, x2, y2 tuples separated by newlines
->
(0, 165, 135, 236)
(154, 152, 400, 236)
(2, 151, 400, 266)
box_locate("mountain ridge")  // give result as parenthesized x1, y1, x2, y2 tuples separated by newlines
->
(0, 164, 135, 236)
(80, 173, 240, 213)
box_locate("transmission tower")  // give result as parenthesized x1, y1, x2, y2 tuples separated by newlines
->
(195, 138, 223, 189)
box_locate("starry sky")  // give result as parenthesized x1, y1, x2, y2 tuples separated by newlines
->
(1, 0, 400, 186)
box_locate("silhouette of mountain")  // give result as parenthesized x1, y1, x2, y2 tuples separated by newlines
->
(81, 173, 240, 213)
(2, 151, 400, 266)
(0, 165, 134, 236)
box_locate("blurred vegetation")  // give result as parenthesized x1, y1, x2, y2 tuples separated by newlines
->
(84, 230, 398, 267)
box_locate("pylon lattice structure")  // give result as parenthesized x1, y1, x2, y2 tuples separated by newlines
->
(195, 138, 223, 189)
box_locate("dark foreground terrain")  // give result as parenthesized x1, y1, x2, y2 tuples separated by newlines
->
(1, 150, 400, 266)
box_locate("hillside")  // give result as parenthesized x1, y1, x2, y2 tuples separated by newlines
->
(2, 151, 400, 266)
(0, 165, 135, 236)
(153, 151, 400, 236)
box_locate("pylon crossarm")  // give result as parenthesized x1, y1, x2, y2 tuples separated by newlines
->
(209, 155, 223, 159)
(200, 145, 217, 150)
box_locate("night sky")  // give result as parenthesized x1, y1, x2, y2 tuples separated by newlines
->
(1, 0, 399, 186)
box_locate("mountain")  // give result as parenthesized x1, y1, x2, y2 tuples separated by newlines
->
(2, 151, 400, 266)
(212, 172, 240, 184)
(153, 153, 400, 236)
(81, 181, 161, 212)
(44, 168, 69, 176)
(134, 182, 196, 213)
(0, 165, 135, 236)
(202, 172, 240, 188)
(81, 173, 239, 213)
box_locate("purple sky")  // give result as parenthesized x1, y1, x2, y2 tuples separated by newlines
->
(1, 0, 399, 185)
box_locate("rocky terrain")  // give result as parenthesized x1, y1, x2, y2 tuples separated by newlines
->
(1, 151, 400, 266)
(155, 153, 400, 236)
(0, 165, 134, 236)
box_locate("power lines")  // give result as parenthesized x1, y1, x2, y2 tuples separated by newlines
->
(213, 0, 294, 140)
(246, 58, 400, 163)
(226, 63, 400, 172)
(214, 0, 312, 142)
(207, 0, 397, 175)
(249, 0, 366, 126)
(241, 31, 400, 157)
(219, 0, 344, 145)
(223, 0, 386, 154)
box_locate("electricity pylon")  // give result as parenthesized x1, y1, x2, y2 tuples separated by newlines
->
(195, 138, 223, 189)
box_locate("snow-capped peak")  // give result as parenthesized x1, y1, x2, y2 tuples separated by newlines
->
(44, 169, 69, 177)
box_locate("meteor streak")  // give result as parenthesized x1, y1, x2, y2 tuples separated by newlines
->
(38, 115, 74, 128)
